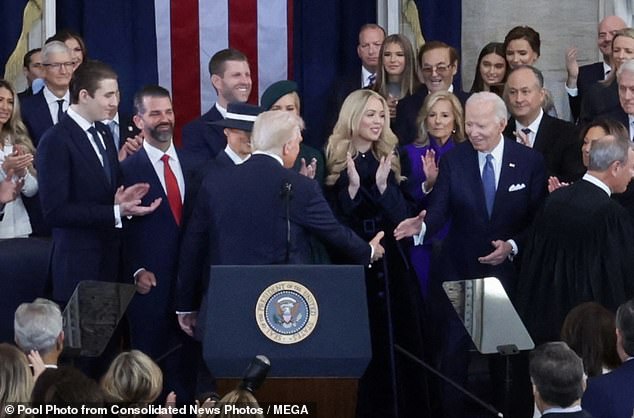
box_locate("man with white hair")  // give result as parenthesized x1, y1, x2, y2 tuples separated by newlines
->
(176, 110, 385, 338)
(394, 91, 546, 417)
(14, 298, 64, 368)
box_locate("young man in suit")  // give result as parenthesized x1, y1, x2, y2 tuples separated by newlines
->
(504, 65, 584, 183)
(180, 48, 252, 170)
(583, 298, 634, 418)
(36, 60, 160, 304)
(395, 91, 546, 418)
(565, 15, 626, 123)
(120, 85, 196, 402)
(530, 342, 593, 418)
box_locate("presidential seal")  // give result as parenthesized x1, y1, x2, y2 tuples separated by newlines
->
(255, 281, 319, 344)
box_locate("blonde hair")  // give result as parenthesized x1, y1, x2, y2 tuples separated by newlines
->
(0, 79, 36, 159)
(325, 89, 402, 185)
(101, 350, 162, 408)
(416, 91, 465, 146)
(210, 389, 264, 418)
(604, 28, 634, 85)
(0, 343, 33, 410)
(374, 34, 419, 100)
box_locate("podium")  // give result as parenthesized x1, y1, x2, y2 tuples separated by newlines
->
(203, 265, 371, 418)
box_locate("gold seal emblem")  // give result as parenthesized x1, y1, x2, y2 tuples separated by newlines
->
(255, 281, 319, 344)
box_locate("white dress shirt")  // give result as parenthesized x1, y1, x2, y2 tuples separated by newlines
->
(143, 140, 185, 201)
(514, 109, 544, 148)
(43, 86, 70, 124)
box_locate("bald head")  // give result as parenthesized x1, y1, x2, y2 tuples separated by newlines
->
(598, 15, 627, 59)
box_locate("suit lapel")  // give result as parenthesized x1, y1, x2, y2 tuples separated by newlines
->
(533, 114, 551, 153)
(493, 139, 517, 220)
(65, 118, 114, 192)
(466, 146, 490, 220)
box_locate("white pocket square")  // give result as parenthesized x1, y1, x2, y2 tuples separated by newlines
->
(508, 183, 526, 192)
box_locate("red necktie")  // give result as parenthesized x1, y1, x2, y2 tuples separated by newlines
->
(161, 154, 182, 225)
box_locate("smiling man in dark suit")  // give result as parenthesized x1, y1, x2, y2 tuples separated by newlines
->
(181, 48, 252, 170)
(395, 91, 546, 418)
(36, 60, 160, 304)
(504, 65, 584, 183)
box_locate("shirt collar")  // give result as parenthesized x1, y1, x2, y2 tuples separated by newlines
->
(215, 102, 228, 119)
(43, 85, 70, 104)
(143, 138, 177, 164)
(478, 134, 505, 161)
(583, 172, 611, 196)
(67, 107, 94, 132)
(603, 61, 612, 79)
(224, 145, 250, 165)
(515, 108, 544, 134)
(361, 66, 374, 87)
(542, 405, 582, 414)
(103, 112, 120, 125)
(252, 150, 284, 166)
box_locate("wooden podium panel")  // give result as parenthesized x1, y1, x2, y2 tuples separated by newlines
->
(217, 378, 358, 418)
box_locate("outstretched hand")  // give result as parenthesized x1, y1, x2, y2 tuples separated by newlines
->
(393, 210, 426, 240)
(369, 231, 385, 262)
(478, 240, 512, 265)
(115, 183, 162, 217)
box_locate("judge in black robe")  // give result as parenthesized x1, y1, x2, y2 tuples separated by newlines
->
(516, 135, 634, 344)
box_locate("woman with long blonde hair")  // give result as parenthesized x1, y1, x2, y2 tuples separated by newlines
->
(325, 88, 426, 416)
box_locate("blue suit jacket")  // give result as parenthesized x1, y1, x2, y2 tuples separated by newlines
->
(36, 116, 120, 302)
(175, 153, 370, 311)
(582, 359, 634, 418)
(21, 90, 55, 147)
(120, 147, 192, 357)
(569, 61, 605, 123)
(180, 105, 226, 171)
(425, 138, 546, 289)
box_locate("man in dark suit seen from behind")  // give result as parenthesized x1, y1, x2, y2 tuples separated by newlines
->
(120, 85, 196, 402)
(36, 60, 160, 304)
(530, 342, 594, 418)
(504, 65, 584, 183)
(565, 15, 626, 123)
(180, 48, 252, 170)
(175, 110, 385, 338)
(393, 41, 469, 145)
(583, 298, 634, 418)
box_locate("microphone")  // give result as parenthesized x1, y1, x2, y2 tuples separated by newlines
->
(239, 355, 271, 393)
(281, 180, 293, 263)
(280, 180, 293, 199)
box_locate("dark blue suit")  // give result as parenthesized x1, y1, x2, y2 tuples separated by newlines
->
(580, 80, 619, 125)
(180, 105, 226, 170)
(582, 359, 634, 418)
(423, 137, 546, 418)
(120, 146, 196, 401)
(569, 62, 605, 123)
(21, 90, 55, 147)
(36, 115, 120, 303)
(176, 153, 370, 312)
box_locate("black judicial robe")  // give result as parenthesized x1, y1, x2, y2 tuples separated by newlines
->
(516, 179, 634, 344)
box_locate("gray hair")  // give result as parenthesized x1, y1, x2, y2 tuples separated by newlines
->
(529, 342, 585, 408)
(466, 91, 508, 123)
(14, 298, 63, 354)
(587, 134, 630, 171)
(617, 58, 634, 80)
(41, 41, 71, 64)
(251, 110, 305, 154)
(616, 298, 634, 357)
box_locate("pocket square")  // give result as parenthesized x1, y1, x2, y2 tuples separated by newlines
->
(508, 183, 526, 192)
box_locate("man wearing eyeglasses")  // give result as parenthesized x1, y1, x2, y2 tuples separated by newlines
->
(21, 41, 75, 147)
(393, 41, 469, 145)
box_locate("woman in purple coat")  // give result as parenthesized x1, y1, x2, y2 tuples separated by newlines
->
(400, 90, 465, 297)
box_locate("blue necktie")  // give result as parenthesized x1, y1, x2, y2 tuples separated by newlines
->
(88, 126, 112, 185)
(482, 154, 496, 218)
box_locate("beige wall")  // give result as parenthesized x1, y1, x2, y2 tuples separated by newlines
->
(461, 0, 605, 121)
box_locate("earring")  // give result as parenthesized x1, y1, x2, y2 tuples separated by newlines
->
(452, 129, 456, 134)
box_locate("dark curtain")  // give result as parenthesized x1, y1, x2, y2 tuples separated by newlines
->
(0, 1, 30, 77)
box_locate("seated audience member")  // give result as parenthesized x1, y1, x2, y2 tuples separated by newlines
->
(582, 298, 634, 418)
(261, 80, 325, 183)
(31, 366, 104, 417)
(503, 25, 558, 116)
(504, 65, 584, 183)
(373, 34, 419, 122)
(101, 350, 174, 412)
(530, 342, 593, 418)
(393, 40, 469, 145)
(0, 79, 38, 239)
(470, 42, 509, 95)
(561, 302, 621, 377)
(18, 48, 45, 99)
(565, 16, 626, 123)
(0, 343, 33, 409)
(14, 298, 64, 369)
(580, 28, 634, 125)
(400, 90, 465, 298)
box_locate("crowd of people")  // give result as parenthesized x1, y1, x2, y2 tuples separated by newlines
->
(1, 16, 634, 418)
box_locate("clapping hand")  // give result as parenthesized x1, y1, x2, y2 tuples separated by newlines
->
(346, 152, 360, 199)
(393, 210, 426, 240)
(421, 149, 438, 190)
(115, 183, 161, 217)
(375, 152, 395, 194)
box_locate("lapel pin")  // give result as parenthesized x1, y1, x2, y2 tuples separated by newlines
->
(509, 163, 515, 168)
